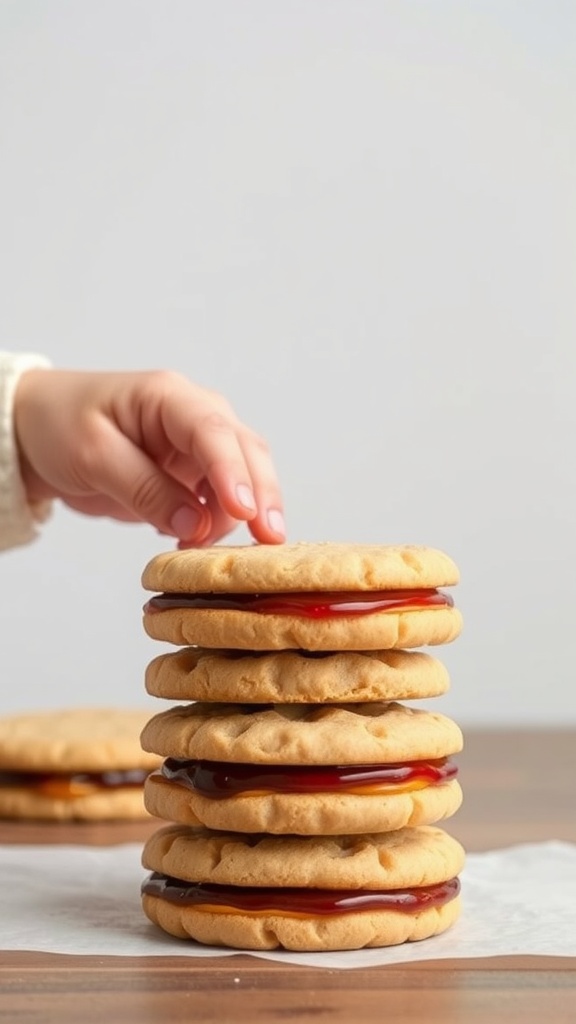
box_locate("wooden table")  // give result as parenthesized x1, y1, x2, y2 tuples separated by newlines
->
(1, 729, 575, 1023)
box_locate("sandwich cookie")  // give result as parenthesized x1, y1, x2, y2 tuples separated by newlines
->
(141, 702, 463, 834)
(141, 823, 465, 951)
(0, 708, 163, 821)
(142, 543, 462, 651)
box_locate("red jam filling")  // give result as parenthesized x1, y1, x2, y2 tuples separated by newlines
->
(157, 758, 457, 797)
(0, 769, 150, 789)
(141, 874, 460, 915)
(145, 588, 453, 619)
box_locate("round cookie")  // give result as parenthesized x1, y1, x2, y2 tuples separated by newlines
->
(142, 542, 460, 593)
(141, 702, 463, 834)
(141, 823, 464, 951)
(142, 542, 462, 651)
(143, 822, 465, 889)
(140, 701, 463, 765)
(143, 771, 462, 835)
(143, 604, 461, 651)
(0, 785, 156, 822)
(145, 648, 451, 704)
(0, 708, 162, 821)
(0, 708, 163, 772)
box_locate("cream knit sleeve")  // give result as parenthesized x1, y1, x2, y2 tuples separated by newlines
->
(0, 351, 53, 552)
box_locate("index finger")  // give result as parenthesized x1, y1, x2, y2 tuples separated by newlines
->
(161, 386, 285, 543)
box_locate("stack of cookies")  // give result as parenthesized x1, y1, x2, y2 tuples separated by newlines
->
(139, 542, 465, 952)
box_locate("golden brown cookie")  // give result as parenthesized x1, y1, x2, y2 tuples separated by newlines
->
(145, 648, 450, 704)
(141, 702, 463, 834)
(140, 701, 463, 764)
(0, 785, 156, 822)
(142, 543, 462, 650)
(142, 543, 460, 593)
(143, 770, 462, 835)
(0, 708, 162, 821)
(141, 823, 464, 951)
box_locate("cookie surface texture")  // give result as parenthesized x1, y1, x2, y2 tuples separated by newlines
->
(141, 894, 461, 951)
(141, 824, 464, 950)
(142, 822, 465, 888)
(0, 708, 162, 772)
(144, 648, 451, 703)
(144, 605, 462, 651)
(143, 772, 462, 834)
(142, 542, 460, 593)
(140, 701, 463, 764)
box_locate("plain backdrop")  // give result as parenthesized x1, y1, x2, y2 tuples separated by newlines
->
(0, 0, 574, 725)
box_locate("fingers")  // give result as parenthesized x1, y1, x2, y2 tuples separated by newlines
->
(161, 386, 286, 544)
(235, 428, 286, 544)
(177, 499, 238, 549)
(191, 424, 285, 544)
(21, 368, 287, 547)
(74, 418, 213, 544)
(188, 478, 252, 547)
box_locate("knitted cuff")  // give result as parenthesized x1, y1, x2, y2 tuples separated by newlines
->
(0, 351, 53, 552)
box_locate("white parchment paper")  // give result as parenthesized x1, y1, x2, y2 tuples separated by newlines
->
(1, 840, 575, 969)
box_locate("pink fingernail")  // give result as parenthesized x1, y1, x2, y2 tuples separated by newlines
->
(170, 505, 202, 540)
(267, 509, 285, 537)
(236, 484, 257, 513)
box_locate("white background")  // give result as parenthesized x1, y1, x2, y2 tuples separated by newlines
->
(0, 1, 574, 725)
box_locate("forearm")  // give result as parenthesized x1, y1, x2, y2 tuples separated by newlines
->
(0, 351, 52, 551)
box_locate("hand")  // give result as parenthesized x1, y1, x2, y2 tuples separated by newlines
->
(14, 368, 285, 546)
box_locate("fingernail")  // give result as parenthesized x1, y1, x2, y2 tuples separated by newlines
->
(267, 508, 286, 538)
(170, 505, 202, 540)
(236, 484, 257, 513)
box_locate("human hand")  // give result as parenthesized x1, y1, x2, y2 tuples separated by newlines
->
(13, 368, 285, 546)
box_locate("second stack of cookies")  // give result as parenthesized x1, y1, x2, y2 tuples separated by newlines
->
(139, 542, 464, 952)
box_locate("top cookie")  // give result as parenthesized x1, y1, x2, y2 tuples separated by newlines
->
(142, 543, 459, 594)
